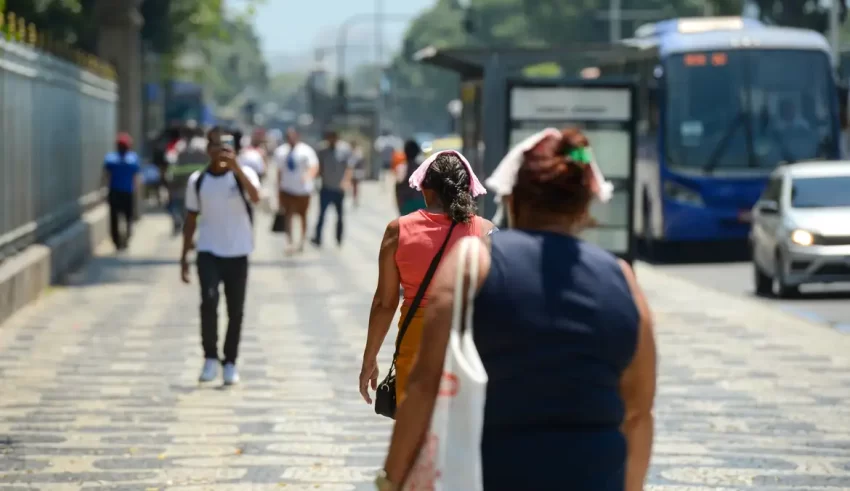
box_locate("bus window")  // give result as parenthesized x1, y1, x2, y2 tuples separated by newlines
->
(665, 49, 836, 171)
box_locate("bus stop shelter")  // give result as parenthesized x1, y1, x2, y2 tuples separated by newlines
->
(415, 45, 641, 262)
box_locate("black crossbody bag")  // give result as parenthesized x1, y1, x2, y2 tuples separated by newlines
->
(375, 221, 458, 419)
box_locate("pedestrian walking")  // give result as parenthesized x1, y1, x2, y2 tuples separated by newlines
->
(311, 129, 353, 248)
(359, 150, 494, 412)
(167, 127, 207, 235)
(395, 139, 428, 215)
(377, 127, 656, 491)
(274, 128, 319, 254)
(233, 130, 264, 179)
(180, 127, 261, 385)
(103, 132, 141, 251)
(350, 140, 366, 207)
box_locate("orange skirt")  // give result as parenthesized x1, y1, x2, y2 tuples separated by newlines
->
(394, 303, 426, 404)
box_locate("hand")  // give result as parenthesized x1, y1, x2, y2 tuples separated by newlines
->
(180, 259, 190, 284)
(341, 179, 352, 192)
(359, 358, 379, 404)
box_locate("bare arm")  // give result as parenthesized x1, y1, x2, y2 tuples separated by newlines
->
(181, 212, 198, 262)
(383, 237, 491, 487)
(363, 220, 402, 361)
(359, 220, 402, 404)
(617, 259, 657, 491)
(231, 164, 261, 203)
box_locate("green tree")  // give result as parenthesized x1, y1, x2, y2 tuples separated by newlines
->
(389, 0, 534, 133)
(3, 0, 265, 56)
(753, 0, 845, 33)
(4, 0, 97, 51)
(518, 0, 745, 46)
(199, 17, 269, 106)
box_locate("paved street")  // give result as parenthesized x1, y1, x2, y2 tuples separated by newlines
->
(658, 262, 850, 333)
(2, 182, 850, 490)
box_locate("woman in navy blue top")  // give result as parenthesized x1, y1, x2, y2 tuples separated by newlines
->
(379, 128, 657, 491)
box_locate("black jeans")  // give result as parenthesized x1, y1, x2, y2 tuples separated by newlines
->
(197, 252, 248, 364)
(108, 190, 134, 248)
(314, 188, 345, 245)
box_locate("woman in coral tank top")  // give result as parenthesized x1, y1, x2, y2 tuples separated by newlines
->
(359, 150, 495, 405)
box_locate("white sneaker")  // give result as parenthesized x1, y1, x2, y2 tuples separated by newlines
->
(199, 358, 219, 382)
(223, 363, 240, 385)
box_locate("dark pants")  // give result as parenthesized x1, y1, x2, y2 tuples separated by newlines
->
(197, 252, 248, 364)
(108, 190, 134, 249)
(314, 188, 345, 245)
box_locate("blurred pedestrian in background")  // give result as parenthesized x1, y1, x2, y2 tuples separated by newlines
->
(237, 129, 268, 184)
(395, 139, 428, 216)
(312, 129, 354, 248)
(168, 127, 208, 235)
(274, 128, 319, 254)
(103, 133, 141, 251)
(350, 140, 366, 208)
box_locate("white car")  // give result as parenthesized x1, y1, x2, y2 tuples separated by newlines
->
(750, 160, 850, 297)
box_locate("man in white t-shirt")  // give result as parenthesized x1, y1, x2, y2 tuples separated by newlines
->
(274, 128, 319, 253)
(180, 127, 261, 386)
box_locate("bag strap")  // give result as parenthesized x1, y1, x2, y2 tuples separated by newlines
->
(451, 238, 480, 335)
(391, 221, 459, 362)
(194, 171, 206, 210)
(232, 174, 254, 225)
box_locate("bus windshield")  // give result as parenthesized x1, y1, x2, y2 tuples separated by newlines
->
(665, 49, 836, 172)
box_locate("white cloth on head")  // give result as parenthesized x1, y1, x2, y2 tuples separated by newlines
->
(408, 150, 487, 197)
(484, 127, 613, 203)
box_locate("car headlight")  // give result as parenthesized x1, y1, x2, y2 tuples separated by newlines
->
(663, 180, 704, 206)
(790, 229, 814, 246)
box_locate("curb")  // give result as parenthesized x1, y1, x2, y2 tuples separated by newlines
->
(0, 204, 109, 326)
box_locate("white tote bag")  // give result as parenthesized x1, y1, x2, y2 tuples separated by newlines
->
(403, 238, 488, 491)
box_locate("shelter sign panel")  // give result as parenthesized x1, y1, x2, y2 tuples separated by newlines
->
(507, 83, 636, 259)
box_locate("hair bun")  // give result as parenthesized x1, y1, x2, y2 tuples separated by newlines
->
(513, 127, 594, 217)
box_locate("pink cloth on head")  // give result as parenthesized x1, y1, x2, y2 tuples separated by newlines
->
(408, 150, 487, 197)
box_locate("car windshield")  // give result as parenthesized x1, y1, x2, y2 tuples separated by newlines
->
(791, 175, 850, 208)
(665, 49, 836, 172)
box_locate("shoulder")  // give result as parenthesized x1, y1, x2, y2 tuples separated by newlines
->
(104, 152, 118, 163)
(475, 216, 496, 236)
(381, 219, 401, 250)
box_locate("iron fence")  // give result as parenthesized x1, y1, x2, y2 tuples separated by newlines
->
(0, 18, 117, 261)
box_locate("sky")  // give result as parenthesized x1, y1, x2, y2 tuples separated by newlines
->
(229, 0, 434, 74)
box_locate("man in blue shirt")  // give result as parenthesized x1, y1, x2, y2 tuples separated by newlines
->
(103, 133, 141, 250)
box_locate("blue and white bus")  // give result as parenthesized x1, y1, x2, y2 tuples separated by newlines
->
(596, 17, 842, 250)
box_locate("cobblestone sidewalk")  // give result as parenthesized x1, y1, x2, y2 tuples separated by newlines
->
(1, 182, 850, 490)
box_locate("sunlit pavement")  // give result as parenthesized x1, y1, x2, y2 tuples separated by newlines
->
(1, 182, 850, 490)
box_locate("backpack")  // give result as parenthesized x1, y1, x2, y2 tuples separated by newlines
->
(194, 171, 254, 225)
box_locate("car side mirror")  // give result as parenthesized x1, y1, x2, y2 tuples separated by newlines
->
(757, 200, 779, 215)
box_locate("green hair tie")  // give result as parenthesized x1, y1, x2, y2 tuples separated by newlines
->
(566, 147, 592, 165)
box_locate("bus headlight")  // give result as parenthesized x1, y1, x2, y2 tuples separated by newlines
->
(663, 180, 703, 206)
(790, 229, 814, 246)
